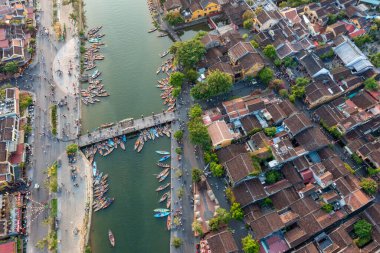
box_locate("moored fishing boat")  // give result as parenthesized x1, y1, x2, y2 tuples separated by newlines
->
(159, 192, 169, 202)
(167, 215, 171, 230)
(156, 168, 170, 179)
(108, 229, 115, 247)
(148, 27, 157, 33)
(119, 141, 125, 150)
(156, 183, 170, 192)
(166, 195, 171, 209)
(154, 211, 170, 218)
(154, 208, 170, 213)
(156, 162, 170, 168)
(159, 155, 170, 162)
(156, 150, 170, 155)
(160, 51, 169, 58)
(92, 162, 97, 177)
(158, 170, 170, 182)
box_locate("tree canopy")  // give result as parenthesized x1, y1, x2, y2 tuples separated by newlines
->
(188, 119, 211, 149)
(258, 67, 274, 85)
(265, 170, 282, 184)
(171, 39, 206, 68)
(169, 72, 185, 88)
(264, 127, 276, 137)
(242, 234, 260, 253)
(192, 168, 203, 183)
(364, 77, 379, 91)
(174, 130, 183, 141)
(188, 104, 203, 119)
(164, 12, 184, 26)
(354, 219, 373, 240)
(191, 70, 233, 100)
(360, 178, 378, 195)
(263, 44, 277, 59)
(66, 144, 78, 156)
(4, 61, 19, 74)
(210, 162, 224, 177)
(230, 202, 244, 220)
(370, 52, 380, 67)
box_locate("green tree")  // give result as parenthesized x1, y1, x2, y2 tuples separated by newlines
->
(210, 162, 224, 177)
(189, 104, 203, 119)
(66, 143, 78, 156)
(264, 127, 276, 137)
(279, 89, 288, 98)
(4, 61, 19, 74)
(360, 178, 378, 195)
(364, 77, 379, 91)
(174, 130, 183, 141)
(243, 19, 253, 29)
(261, 197, 273, 207)
(185, 69, 199, 83)
(321, 203, 334, 213)
(283, 56, 296, 67)
(269, 79, 284, 91)
(370, 53, 380, 67)
(216, 207, 230, 224)
(164, 12, 185, 26)
(169, 72, 185, 88)
(171, 237, 183, 248)
(242, 234, 260, 253)
(188, 119, 211, 149)
(175, 147, 182, 154)
(172, 87, 181, 98)
(209, 217, 221, 231)
(204, 151, 218, 164)
(192, 220, 203, 236)
(191, 70, 233, 99)
(250, 40, 259, 48)
(258, 67, 274, 85)
(242, 10, 254, 21)
(172, 39, 206, 68)
(230, 202, 244, 220)
(263, 44, 277, 59)
(354, 219, 372, 240)
(206, 70, 233, 96)
(192, 168, 203, 183)
(295, 77, 310, 86)
(265, 170, 281, 184)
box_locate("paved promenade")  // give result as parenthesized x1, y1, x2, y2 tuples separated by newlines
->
(78, 112, 176, 147)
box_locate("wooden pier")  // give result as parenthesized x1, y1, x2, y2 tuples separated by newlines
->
(78, 112, 176, 147)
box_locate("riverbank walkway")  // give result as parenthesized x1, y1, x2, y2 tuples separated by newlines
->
(78, 111, 176, 147)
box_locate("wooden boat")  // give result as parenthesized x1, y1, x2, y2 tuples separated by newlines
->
(156, 183, 170, 192)
(156, 163, 170, 168)
(158, 170, 170, 182)
(120, 141, 125, 150)
(137, 143, 144, 153)
(157, 33, 168, 37)
(134, 139, 140, 150)
(159, 192, 169, 202)
(167, 215, 171, 230)
(156, 168, 170, 179)
(160, 51, 169, 58)
(154, 208, 170, 213)
(166, 195, 171, 209)
(108, 229, 115, 247)
(148, 27, 157, 33)
(156, 151, 170, 155)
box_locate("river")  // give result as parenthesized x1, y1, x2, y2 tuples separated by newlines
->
(82, 0, 207, 252)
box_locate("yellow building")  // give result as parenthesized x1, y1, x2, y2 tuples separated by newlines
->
(188, 0, 221, 22)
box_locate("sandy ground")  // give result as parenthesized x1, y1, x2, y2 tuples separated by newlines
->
(57, 152, 91, 253)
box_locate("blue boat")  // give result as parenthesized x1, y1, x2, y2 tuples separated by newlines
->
(150, 128, 155, 140)
(108, 139, 114, 147)
(159, 155, 170, 162)
(92, 162, 97, 177)
(122, 135, 127, 142)
(153, 128, 159, 138)
(154, 212, 170, 218)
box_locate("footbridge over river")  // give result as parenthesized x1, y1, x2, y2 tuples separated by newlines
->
(78, 111, 176, 147)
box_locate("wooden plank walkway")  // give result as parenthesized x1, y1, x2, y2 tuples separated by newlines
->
(78, 112, 176, 147)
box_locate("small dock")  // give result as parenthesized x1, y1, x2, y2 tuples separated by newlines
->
(78, 112, 176, 147)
